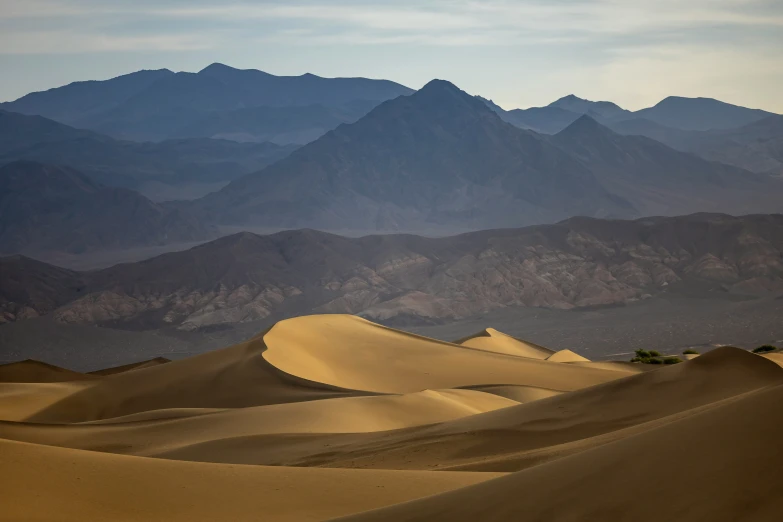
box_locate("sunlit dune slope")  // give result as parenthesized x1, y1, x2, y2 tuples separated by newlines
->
(262, 315, 628, 393)
(546, 348, 590, 362)
(762, 352, 783, 367)
(335, 381, 783, 522)
(0, 438, 503, 522)
(454, 328, 555, 359)
(0, 389, 519, 459)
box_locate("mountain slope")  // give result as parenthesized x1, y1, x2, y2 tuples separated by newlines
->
(169, 103, 373, 145)
(5, 213, 783, 329)
(548, 94, 631, 120)
(196, 80, 631, 231)
(481, 94, 629, 134)
(1, 64, 413, 142)
(552, 115, 783, 216)
(608, 115, 783, 176)
(0, 161, 210, 255)
(0, 109, 297, 195)
(0, 255, 84, 324)
(633, 95, 775, 131)
(0, 69, 174, 125)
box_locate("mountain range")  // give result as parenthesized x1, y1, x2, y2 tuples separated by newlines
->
(3, 213, 783, 329)
(192, 80, 783, 231)
(483, 94, 783, 176)
(2, 67, 783, 254)
(0, 64, 413, 143)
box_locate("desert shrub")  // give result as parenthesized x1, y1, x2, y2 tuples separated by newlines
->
(663, 357, 682, 364)
(630, 357, 642, 363)
(635, 349, 651, 359)
(649, 350, 661, 357)
(753, 345, 777, 354)
(647, 357, 663, 365)
(683, 349, 699, 355)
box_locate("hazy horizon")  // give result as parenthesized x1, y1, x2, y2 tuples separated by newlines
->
(1, 0, 782, 112)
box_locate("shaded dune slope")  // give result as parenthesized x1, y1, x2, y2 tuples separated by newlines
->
(0, 359, 96, 383)
(158, 347, 781, 471)
(0, 389, 519, 458)
(337, 379, 783, 522)
(88, 357, 171, 376)
(0, 438, 502, 522)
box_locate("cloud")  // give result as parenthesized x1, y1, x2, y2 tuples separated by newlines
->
(0, 30, 214, 54)
(2, 0, 782, 52)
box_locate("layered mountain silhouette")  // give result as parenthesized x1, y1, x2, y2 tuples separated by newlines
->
(194, 80, 632, 231)
(0, 161, 210, 254)
(0, 64, 413, 142)
(193, 82, 783, 231)
(482, 94, 774, 137)
(608, 114, 783, 176)
(548, 94, 630, 120)
(4, 213, 783, 328)
(633, 96, 775, 131)
(551, 115, 779, 216)
(170, 102, 375, 145)
(0, 109, 297, 195)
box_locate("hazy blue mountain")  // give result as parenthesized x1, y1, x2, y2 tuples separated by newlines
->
(194, 80, 635, 231)
(170, 103, 374, 145)
(0, 109, 297, 196)
(481, 94, 629, 134)
(0, 161, 211, 254)
(632, 96, 775, 131)
(548, 94, 631, 120)
(552, 115, 783, 216)
(1, 64, 413, 142)
(607, 114, 783, 176)
(0, 69, 173, 125)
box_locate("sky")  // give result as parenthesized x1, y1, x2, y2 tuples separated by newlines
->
(1, 0, 782, 112)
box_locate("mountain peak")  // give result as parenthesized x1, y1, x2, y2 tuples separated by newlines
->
(557, 114, 612, 136)
(419, 79, 462, 94)
(549, 94, 586, 107)
(198, 63, 238, 74)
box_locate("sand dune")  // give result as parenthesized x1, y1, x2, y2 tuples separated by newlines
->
(455, 328, 555, 358)
(0, 359, 95, 383)
(0, 438, 503, 522)
(762, 352, 783, 367)
(160, 346, 778, 471)
(546, 348, 590, 362)
(89, 357, 171, 376)
(262, 315, 628, 393)
(0, 389, 518, 460)
(336, 382, 783, 522)
(2, 314, 781, 521)
(22, 336, 373, 423)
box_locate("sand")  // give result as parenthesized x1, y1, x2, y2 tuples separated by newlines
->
(0, 359, 96, 383)
(0, 438, 503, 522)
(88, 357, 171, 376)
(455, 327, 555, 358)
(2, 315, 782, 522)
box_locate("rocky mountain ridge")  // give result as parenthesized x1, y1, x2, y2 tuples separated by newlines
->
(3, 213, 782, 329)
